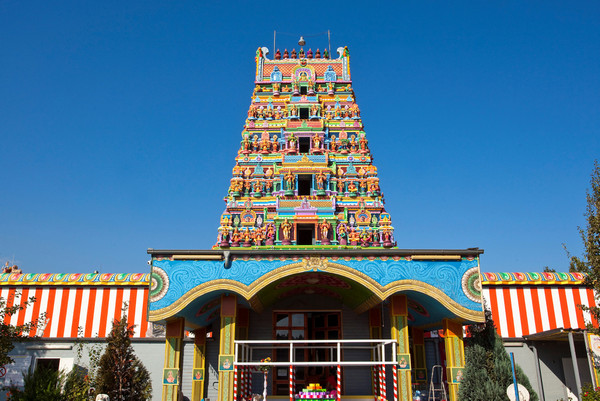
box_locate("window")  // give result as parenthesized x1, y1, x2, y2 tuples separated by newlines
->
(298, 175, 312, 195)
(273, 313, 307, 394)
(299, 137, 310, 153)
(297, 223, 314, 245)
(273, 311, 342, 395)
(299, 107, 309, 119)
(36, 358, 60, 371)
(35, 357, 73, 373)
(300, 86, 308, 95)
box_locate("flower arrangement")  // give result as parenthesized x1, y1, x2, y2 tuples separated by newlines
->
(258, 357, 271, 372)
(582, 384, 600, 401)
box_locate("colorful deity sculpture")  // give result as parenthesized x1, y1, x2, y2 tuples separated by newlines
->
(252, 181, 263, 197)
(284, 171, 295, 196)
(327, 82, 335, 94)
(310, 104, 319, 117)
(312, 134, 323, 153)
(287, 133, 298, 153)
(242, 228, 252, 247)
(338, 223, 348, 246)
(265, 223, 275, 245)
(241, 134, 251, 154)
(315, 171, 327, 195)
(347, 181, 357, 197)
(231, 228, 241, 247)
(330, 135, 338, 152)
(254, 227, 264, 246)
(319, 220, 331, 245)
(281, 219, 293, 245)
(349, 228, 359, 246)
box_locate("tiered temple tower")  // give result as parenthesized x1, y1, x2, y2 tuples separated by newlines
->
(214, 45, 395, 249)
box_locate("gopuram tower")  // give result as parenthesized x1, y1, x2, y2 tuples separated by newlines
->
(214, 45, 394, 249)
(148, 40, 484, 401)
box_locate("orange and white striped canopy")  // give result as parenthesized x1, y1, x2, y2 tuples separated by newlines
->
(483, 286, 597, 338)
(1, 286, 149, 338)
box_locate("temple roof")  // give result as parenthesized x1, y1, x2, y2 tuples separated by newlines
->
(213, 46, 396, 250)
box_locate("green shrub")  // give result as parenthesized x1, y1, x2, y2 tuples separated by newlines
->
(7, 366, 65, 401)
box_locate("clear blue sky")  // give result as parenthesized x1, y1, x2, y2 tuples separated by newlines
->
(1, 1, 598, 274)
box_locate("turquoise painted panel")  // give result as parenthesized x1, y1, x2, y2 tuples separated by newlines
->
(150, 258, 481, 312)
(151, 259, 292, 310)
(329, 258, 480, 310)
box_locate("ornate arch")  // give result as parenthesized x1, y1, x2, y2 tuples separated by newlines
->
(148, 258, 483, 323)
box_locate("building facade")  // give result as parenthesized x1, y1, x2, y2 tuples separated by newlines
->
(1, 45, 598, 401)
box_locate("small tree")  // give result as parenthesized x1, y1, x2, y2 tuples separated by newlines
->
(95, 308, 152, 401)
(459, 309, 539, 401)
(0, 295, 43, 367)
(63, 327, 104, 400)
(566, 160, 600, 332)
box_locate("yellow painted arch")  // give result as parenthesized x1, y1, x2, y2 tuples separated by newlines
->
(148, 259, 484, 323)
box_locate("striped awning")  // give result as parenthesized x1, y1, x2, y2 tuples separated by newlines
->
(483, 286, 598, 338)
(0, 286, 149, 338)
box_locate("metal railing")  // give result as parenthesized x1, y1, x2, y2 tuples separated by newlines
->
(234, 338, 398, 366)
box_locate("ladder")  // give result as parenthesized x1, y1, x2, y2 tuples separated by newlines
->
(427, 365, 447, 401)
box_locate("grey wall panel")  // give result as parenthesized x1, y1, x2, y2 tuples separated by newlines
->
(206, 332, 220, 401)
(131, 340, 168, 401)
(180, 341, 195, 400)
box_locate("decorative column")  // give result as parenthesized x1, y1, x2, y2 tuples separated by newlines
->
(390, 295, 411, 401)
(411, 328, 427, 385)
(219, 294, 238, 401)
(162, 318, 184, 401)
(443, 319, 465, 401)
(191, 327, 207, 401)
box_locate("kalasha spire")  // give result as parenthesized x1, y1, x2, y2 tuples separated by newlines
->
(214, 45, 395, 249)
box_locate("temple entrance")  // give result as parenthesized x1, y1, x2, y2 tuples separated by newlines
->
(273, 311, 342, 394)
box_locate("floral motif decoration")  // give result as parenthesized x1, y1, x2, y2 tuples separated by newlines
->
(408, 299, 430, 317)
(150, 266, 169, 303)
(461, 267, 482, 303)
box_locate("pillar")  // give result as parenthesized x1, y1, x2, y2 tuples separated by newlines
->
(191, 327, 207, 401)
(411, 328, 427, 385)
(443, 319, 465, 401)
(390, 295, 411, 401)
(218, 294, 237, 401)
(162, 318, 184, 401)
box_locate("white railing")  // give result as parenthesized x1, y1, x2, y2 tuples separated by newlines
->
(234, 338, 398, 366)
